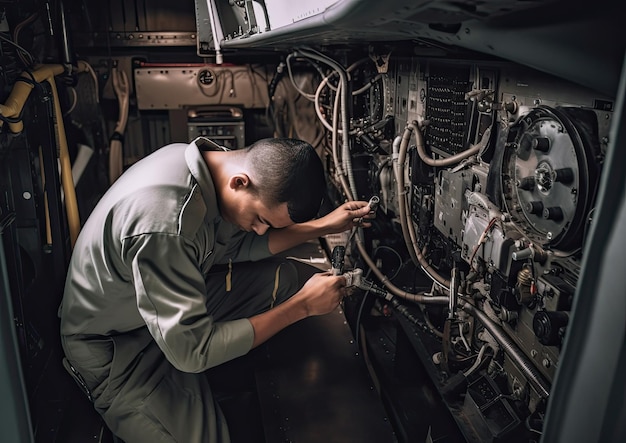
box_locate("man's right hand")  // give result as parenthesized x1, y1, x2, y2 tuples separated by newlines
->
(248, 272, 346, 348)
(294, 272, 347, 317)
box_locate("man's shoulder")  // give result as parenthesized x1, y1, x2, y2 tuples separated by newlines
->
(179, 183, 209, 238)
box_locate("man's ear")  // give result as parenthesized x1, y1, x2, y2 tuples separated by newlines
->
(228, 173, 251, 190)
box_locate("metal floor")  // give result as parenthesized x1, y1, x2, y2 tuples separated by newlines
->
(254, 307, 395, 442)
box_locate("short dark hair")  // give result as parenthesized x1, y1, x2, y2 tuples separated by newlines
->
(245, 138, 326, 223)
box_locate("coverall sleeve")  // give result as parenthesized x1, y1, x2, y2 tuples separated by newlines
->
(124, 232, 255, 373)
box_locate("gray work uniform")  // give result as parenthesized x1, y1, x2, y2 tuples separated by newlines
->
(59, 138, 298, 442)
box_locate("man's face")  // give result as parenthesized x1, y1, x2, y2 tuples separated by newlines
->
(222, 188, 293, 235)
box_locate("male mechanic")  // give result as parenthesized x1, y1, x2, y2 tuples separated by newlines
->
(59, 136, 371, 442)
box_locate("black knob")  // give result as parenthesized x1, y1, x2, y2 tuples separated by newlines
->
(543, 206, 563, 221)
(554, 168, 574, 184)
(526, 201, 544, 214)
(517, 176, 535, 191)
(532, 137, 550, 152)
(533, 310, 569, 346)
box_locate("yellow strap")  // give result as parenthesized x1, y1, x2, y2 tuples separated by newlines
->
(226, 259, 232, 292)
(270, 264, 282, 308)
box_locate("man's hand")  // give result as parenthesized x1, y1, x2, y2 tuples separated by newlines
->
(267, 200, 374, 254)
(292, 272, 347, 316)
(248, 272, 347, 347)
(317, 200, 374, 234)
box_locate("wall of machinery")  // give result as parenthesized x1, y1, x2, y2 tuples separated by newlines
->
(1, 0, 622, 442)
(277, 46, 611, 441)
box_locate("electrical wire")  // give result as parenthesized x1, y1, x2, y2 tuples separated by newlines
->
(11, 10, 39, 67)
(82, 61, 100, 103)
(469, 217, 498, 271)
(285, 53, 317, 101)
(64, 87, 78, 115)
(0, 34, 34, 67)
(109, 65, 129, 184)
(371, 245, 403, 281)
(296, 47, 357, 202)
(354, 269, 373, 353)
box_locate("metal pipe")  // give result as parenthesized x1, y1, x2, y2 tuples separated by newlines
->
(461, 301, 551, 398)
(207, 0, 224, 64)
(46, 76, 80, 248)
(449, 267, 458, 319)
(0, 63, 88, 248)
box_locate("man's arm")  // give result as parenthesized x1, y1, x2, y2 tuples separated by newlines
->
(267, 200, 372, 255)
(248, 272, 346, 347)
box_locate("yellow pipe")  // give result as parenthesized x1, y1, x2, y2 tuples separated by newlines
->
(0, 65, 65, 132)
(0, 63, 89, 249)
(47, 76, 81, 248)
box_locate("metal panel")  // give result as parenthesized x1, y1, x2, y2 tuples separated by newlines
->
(134, 66, 270, 110)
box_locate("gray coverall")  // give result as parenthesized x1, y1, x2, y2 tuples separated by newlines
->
(59, 138, 298, 442)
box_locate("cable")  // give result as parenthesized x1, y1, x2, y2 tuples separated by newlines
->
(372, 245, 403, 281)
(294, 48, 357, 201)
(461, 300, 551, 398)
(285, 53, 317, 101)
(64, 87, 78, 115)
(469, 217, 498, 271)
(11, 10, 39, 67)
(0, 34, 34, 67)
(395, 129, 451, 287)
(407, 119, 490, 167)
(109, 65, 129, 184)
(354, 289, 370, 353)
(82, 61, 100, 103)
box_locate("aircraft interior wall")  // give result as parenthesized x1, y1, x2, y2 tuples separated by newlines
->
(0, 1, 624, 442)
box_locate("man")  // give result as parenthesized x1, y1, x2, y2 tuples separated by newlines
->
(59, 136, 372, 442)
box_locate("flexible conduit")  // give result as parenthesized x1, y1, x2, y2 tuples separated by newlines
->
(0, 63, 90, 249)
(394, 121, 493, 287)
(407, 120, 487, 167)
(296, 48, 357, 201)
(395, 127, 451, 288)
(461, 301, 551, 398)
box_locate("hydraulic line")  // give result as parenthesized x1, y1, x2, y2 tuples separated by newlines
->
(392, 135, 418, 266)
(404, 120, 488, 168)
(393, 121, 493, 287)
(394, 132, 451, 288)
(321, 70, 547, 405)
